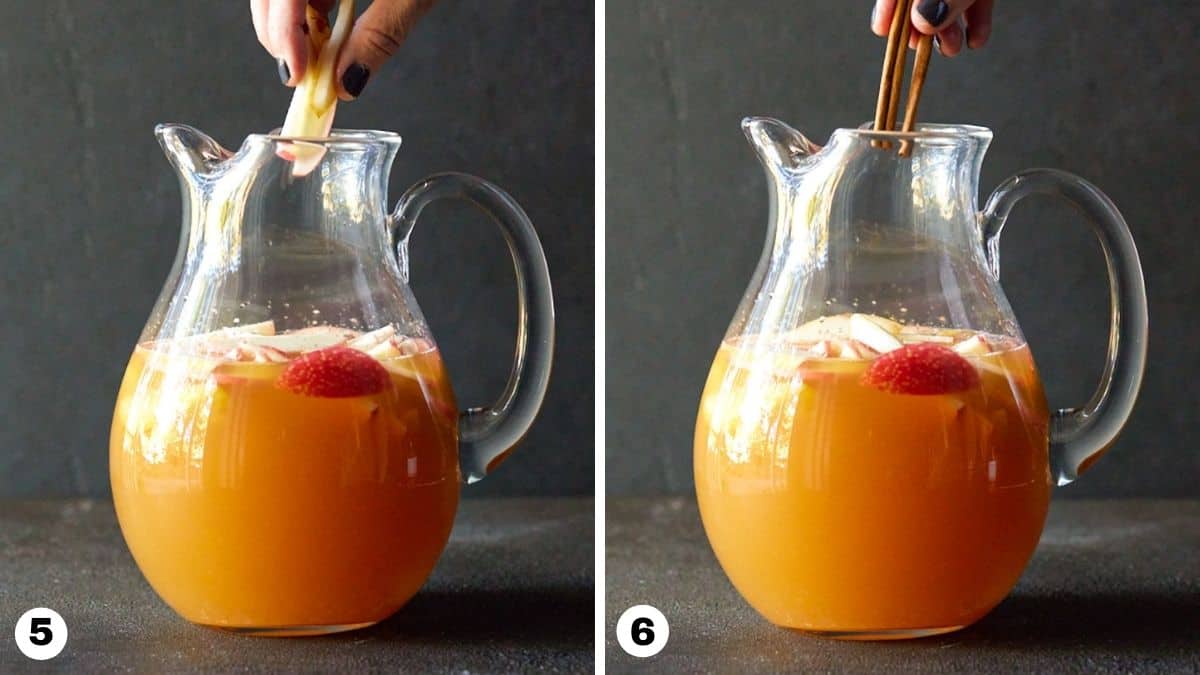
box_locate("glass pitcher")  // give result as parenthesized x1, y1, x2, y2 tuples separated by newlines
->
(110, 124, 554, 635)
(694, 118, 1146, 639)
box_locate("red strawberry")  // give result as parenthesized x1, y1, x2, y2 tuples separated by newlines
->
(862, 343, 979, 395)
(277, 346, 390, 398)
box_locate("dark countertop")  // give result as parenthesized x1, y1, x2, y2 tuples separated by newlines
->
(606, 498, 1199, 674)
(1, 498, 594, 673)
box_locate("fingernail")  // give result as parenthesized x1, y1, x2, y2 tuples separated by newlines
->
(277, 58, 291, 85)
(933, 35, 943, 55)
(871, 3, 878, 24)
(342, 63, 370, 98)
(917, 0, 949, 28)
(965, 26, 975, 49)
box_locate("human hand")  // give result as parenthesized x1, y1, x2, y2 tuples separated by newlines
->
(871, 0, 994, 57)
(252, 0, 437, 99)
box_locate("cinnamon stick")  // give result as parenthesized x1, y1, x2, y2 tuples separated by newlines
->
(884, 3, 914, 131)
(898, 34, 934, 157)
(872, 0, 911, 145)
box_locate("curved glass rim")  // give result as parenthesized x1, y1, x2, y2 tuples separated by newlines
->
(248, 128, 403, 147)
(837, 121, 993, 143)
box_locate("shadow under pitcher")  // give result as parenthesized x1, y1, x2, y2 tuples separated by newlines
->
(694, 117, 1146, 639)
(109, 125, 554, 636)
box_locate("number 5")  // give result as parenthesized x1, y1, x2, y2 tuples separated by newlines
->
(29, 617, 53, 646)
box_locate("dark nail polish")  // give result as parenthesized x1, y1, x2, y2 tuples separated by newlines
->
(917, 0, 949, 27)
(342, 63, 370, 98)
(277, 58, 291, 85)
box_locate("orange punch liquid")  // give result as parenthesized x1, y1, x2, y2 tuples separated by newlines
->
(695, 320, 1052, 636)
(110, 326, 459, 632)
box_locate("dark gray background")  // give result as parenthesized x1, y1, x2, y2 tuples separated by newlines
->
(0, 2, 593, 498)
(607, 1, 1199, 497)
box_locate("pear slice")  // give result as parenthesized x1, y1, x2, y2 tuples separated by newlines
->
(849, 314, 902, 353)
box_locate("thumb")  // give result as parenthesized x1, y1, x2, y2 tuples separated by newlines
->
(335, 0, 436, 100)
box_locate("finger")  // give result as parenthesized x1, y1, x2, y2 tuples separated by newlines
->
(936, 20, 965, 57)
(911, 0, 974, 35)
(871, 0, 896, 37)
(965, 0, 993, 49)
(335, 0, 436, 100)
(269, 0, 309, 86)
(251, 0, 272, 52)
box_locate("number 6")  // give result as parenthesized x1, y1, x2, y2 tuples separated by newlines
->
(632, 617, 654, 646)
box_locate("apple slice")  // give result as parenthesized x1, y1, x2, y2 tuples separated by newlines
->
(367, 338, 421, 379)
(235, 328, 356, 354)
(279, 0, 356, 175)
(808, 339, 841, 358)
(787, 315, 852, 343)
(899, 333, 955, 344)
(849, 314, 902, 353)
(178, 320, 277, 345)
(834, 339, 880, 360)
(366, 338, 403, 360)
(855, 313, 904, 334)
(348, 325, 397, 352)
(953, 335, 994, 356)
(233, 344, 289, 363)
(952, 334, 1009, 375)
(222, 320, 277, 336)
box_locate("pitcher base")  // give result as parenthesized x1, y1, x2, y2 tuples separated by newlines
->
(205, 622, 377, 637)
(795, 625, 966, 641)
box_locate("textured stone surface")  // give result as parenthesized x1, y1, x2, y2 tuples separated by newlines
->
(0, 498, 594, 672)
(0, 1, 594, 499)
(606, 498, 1200, 673)
(605, 0, 1200, 497)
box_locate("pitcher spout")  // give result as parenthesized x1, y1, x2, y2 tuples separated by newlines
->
(742, 117, 820, 174)
(155, 123, 233, 181)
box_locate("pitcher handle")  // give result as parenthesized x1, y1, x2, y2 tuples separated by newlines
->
(981, 169, 1147, 485)
(391, 172, 555, 483)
